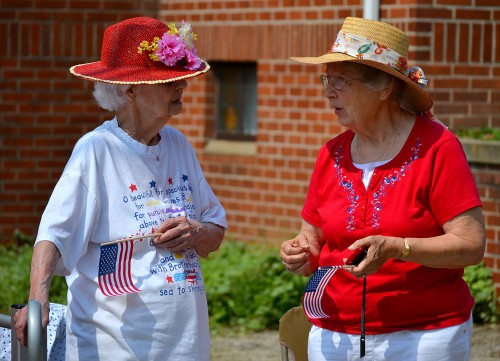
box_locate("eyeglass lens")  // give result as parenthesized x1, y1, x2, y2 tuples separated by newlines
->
(320, 75, 343, 90)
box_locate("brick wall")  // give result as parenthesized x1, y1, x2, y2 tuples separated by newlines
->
(0, 0, 160, 238)
(1, 0, 499, 300)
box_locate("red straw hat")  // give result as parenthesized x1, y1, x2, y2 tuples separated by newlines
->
(70, 17, 209, 84)
(291, 17, 433, 113)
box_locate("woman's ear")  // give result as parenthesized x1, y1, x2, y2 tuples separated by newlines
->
(379, 78, 397, 101)
(122, 84, 135, 105)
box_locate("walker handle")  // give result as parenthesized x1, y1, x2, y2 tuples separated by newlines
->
(27, 299, 47, 361)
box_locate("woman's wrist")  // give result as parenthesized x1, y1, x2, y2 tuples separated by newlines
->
(400, 237, 411, 259)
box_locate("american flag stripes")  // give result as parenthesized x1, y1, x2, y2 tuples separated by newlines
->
(302, 266, 340, 319)
(98, 241, 140, 297)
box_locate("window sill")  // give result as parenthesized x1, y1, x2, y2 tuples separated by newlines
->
(460, 138, 500, 165)
(204, 139, 257, 156)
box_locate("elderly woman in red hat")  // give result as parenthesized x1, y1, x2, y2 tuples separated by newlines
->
(280, 17, 485, 361)
(14, 17, 226, 361)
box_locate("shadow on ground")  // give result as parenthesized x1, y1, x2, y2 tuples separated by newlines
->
(211, 323, 500, 361)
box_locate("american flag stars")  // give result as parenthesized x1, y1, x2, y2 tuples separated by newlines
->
(303, 267, 340, 319)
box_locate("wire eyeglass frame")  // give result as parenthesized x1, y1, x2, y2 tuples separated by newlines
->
(320, 74, 360, 90)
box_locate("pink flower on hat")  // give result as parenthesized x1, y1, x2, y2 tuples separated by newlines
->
(184, 48, 202, 70)
(137, 20, 203, 71)
(156, 32, 186, 67)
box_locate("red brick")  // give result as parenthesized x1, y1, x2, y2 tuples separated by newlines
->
(433, 22, 444, 62)
(446, 23, 456, 62)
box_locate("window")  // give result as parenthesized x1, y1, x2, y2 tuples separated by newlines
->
(211, 62, 257, 141)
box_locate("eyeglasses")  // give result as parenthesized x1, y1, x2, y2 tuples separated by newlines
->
(320, 75, 360, 90)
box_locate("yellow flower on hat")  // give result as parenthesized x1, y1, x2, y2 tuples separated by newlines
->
(167, 22, 179, 35)
(137, 38, 160, 60)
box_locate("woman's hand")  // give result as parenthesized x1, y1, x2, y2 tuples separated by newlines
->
(153, 217, 225, 258)
(14, 299, 50, 347)
(280, 236, 311, 276)
(345, 235, 402, 278)
(280, 220, 324, 276)
(14, 240, 59, 346)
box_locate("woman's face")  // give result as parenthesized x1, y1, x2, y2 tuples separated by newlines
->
(133, 80, 188, 122)
(324, 63, 383, 129)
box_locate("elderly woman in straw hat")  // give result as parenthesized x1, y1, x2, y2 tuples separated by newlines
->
(280, 17, 485, 360)
(14, 17, 226, 361)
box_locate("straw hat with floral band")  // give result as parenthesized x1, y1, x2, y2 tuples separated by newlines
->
(291, 17, 433, 114)
(70, 17, 209, 84)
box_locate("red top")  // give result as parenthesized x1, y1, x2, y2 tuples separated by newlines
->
(301, 116, 481, 334)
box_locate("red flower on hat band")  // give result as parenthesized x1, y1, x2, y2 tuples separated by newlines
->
(137, 21, 202, 71)
(396, 56, 408, 74)
(408, 66, 429, 88)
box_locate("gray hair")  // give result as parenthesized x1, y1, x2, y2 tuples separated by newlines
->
(93, 82, 131, 111)
(338, 62, 405, 103)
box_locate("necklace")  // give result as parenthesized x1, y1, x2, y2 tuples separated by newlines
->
(147, 139, 161, 162)
(118, 120, 161, 161)
(355, 129, 398, 163)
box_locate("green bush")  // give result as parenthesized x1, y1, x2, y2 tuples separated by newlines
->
(0, 243, 67, 314)
(201, 240, 308, 333)
(457, 127, 500, 141)
(463, 262, 499, 324)
(0, 244, 33, 313)
(1, 237, 498, 329)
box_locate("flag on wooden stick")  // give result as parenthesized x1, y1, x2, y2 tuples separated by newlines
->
(98, 241, 140, 297)
(302, 266, 340, 319)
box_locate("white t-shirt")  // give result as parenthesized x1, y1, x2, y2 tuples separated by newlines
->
(35, 117, 227, 361)
(353, 159, 391, 189)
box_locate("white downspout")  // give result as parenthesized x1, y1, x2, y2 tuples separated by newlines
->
(363, 0, 380, 20)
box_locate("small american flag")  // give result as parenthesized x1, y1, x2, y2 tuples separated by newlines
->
(185, 269, 197, 284)
(98, 241, 140, 297)
(303, 267, 340, 319)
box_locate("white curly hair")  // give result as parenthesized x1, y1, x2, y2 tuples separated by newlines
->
(93, 82, 131, 111)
